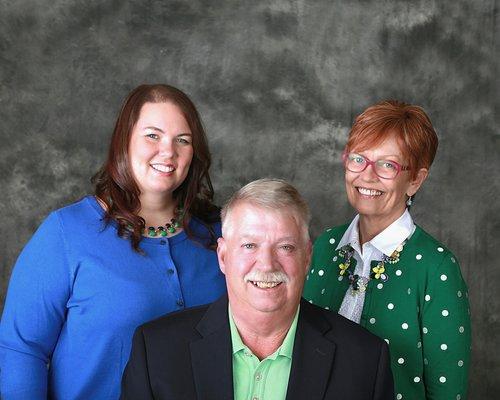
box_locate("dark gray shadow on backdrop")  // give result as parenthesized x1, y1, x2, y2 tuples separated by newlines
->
(0, 0, 498, 398)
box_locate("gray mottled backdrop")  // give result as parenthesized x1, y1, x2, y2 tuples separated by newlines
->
(0, 0, 498, 397)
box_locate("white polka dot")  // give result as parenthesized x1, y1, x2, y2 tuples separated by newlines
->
(325, 306, 330, 310)
(417, 341, 422, 348)
(309, 299, 313, 304)
(338, 276, 343, 281)
(451, 257, 456, 263)
(384, 339, 390, 344)
(425, 294, 431, 301)
(424, 358, 428, 365)
(396, 269, 402, 276)
(402, 323, 409, 330)
(414, 376, 421, 383)
(407, 288, 411, 295)
(456, 395, 461, 400)
(377, 283, 384, 289)
(440, 274, 447, 281)
(306, 275, 309, 280)
(310, 269, 315, 274)
(387, 303, 394, 310)
(437, 247, 444, 252)
(329, 238, 336, 244)
(457, 290, 462, 297)
(332, 256, 338, 262)
(458, 360, 464, 367)
(396, 394, 402, 400)
(318, 269, 325, 276)
(416, 254, 422, 260)
(441, 344, 448, 350)
(442, 309, 449, 317)
(423, 327, 428, 334)
(397, 357, 405, 364)
(326, 228, 332, 232)
(459, 326, 464, 333)
(321, 288, 326, 295)
(439, 376, 446, 383)
(369, 318, 376, 324)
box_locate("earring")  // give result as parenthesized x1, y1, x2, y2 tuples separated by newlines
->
(406, 196, 413, 207)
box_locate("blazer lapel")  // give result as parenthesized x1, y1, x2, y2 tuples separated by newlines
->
(190, 295, 234, 400)
(286, 300, 336, 400)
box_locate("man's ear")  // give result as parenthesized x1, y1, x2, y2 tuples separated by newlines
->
(407, 168, 429, 197)
(217, 237, 227, 275)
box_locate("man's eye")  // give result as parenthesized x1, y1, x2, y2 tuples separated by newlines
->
(281, 245, 295, 252)
(242, 243, 255, 249)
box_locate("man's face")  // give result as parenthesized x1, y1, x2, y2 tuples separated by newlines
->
(217, 202, 312, 317)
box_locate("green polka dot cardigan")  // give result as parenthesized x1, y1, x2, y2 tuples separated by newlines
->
(303, 224, 471, 400)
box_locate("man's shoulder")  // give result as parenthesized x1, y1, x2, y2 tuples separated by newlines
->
(138, 303, 212, 341)
(300, 300, 386, 348)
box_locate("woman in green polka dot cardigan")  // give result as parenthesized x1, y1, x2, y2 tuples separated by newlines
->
(303, 100, 470, 400)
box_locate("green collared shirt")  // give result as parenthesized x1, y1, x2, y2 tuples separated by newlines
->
(229, 306, 299, 400)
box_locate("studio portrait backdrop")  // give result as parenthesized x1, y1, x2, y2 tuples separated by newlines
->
(0, 0, 498, 398)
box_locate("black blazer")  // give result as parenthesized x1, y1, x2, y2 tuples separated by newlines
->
(121, 296, 394, 400)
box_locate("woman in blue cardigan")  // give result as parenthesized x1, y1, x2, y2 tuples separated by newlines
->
(0, 84, 226, 399)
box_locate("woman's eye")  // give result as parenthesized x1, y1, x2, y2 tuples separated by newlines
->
(380, 161, 397, 170)
(176, 137, 191, 145)
(146, 133, 159, 139)
(349, 154, 365, 164)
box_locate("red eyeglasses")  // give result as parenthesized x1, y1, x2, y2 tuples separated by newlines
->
(343, 152, 410, 180)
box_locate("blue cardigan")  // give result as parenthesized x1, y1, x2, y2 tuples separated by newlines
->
(0, 196, 226, 399)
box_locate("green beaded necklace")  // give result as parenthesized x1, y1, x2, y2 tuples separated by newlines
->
(143, 208, 184, 237)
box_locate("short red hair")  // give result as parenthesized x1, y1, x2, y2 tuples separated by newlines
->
(345, 100, 438, 179)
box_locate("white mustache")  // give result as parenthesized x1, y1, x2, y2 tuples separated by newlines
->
(244, 270, 289, 283)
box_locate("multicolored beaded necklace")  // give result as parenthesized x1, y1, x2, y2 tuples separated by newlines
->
(143, 208, 184, 237)
(338, 240, 406, 294)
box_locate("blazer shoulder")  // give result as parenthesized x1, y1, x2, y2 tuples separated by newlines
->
(139, 303, 211, 338)
(302, 300, 386, 348)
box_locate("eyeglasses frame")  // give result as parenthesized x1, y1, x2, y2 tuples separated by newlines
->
(342, 152, 410, 180)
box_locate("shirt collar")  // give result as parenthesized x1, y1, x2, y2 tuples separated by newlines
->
(337, 210, 415, 257)
(228, 305, 300, 360)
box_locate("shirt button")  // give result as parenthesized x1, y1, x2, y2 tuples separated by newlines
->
(176, 300, 184, 307)
(160, 240, 166, 245)
(255, 373, 261, 381)
(252, 397, 259, 400)
(167, 269, 174, 275)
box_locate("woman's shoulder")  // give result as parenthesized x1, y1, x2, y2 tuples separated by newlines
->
(409, 225, 458, 260)
(313, 223, 350, 247)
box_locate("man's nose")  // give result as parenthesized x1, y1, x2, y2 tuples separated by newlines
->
(256, 248, 276, 270)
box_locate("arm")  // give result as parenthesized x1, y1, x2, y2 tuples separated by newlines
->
(120, 327, 155, 400)
(0, 212, 71, 399)
(373, 341, 395, 400)
(421, 253, 471, 400)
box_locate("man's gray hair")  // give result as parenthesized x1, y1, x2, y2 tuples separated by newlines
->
(221, 178, 311, 240)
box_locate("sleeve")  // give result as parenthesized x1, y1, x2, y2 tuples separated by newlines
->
(0, 212, 72, 399)
(420, 253, 471, 400)
(373, 341, 395, 400)
(120, 327, 154, 400)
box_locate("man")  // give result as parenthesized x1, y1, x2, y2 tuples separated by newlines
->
(121, 178, 394, 400)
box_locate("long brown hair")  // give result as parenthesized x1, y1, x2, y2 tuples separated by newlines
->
(92, 84, 219, 251)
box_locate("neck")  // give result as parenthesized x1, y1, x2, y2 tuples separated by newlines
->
(138, 192, 177, 227)
(230, 303, 298, 360)
(358, 208, 406, 245)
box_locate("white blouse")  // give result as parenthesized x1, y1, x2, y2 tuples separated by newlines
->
(336, 210, 416, 323)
